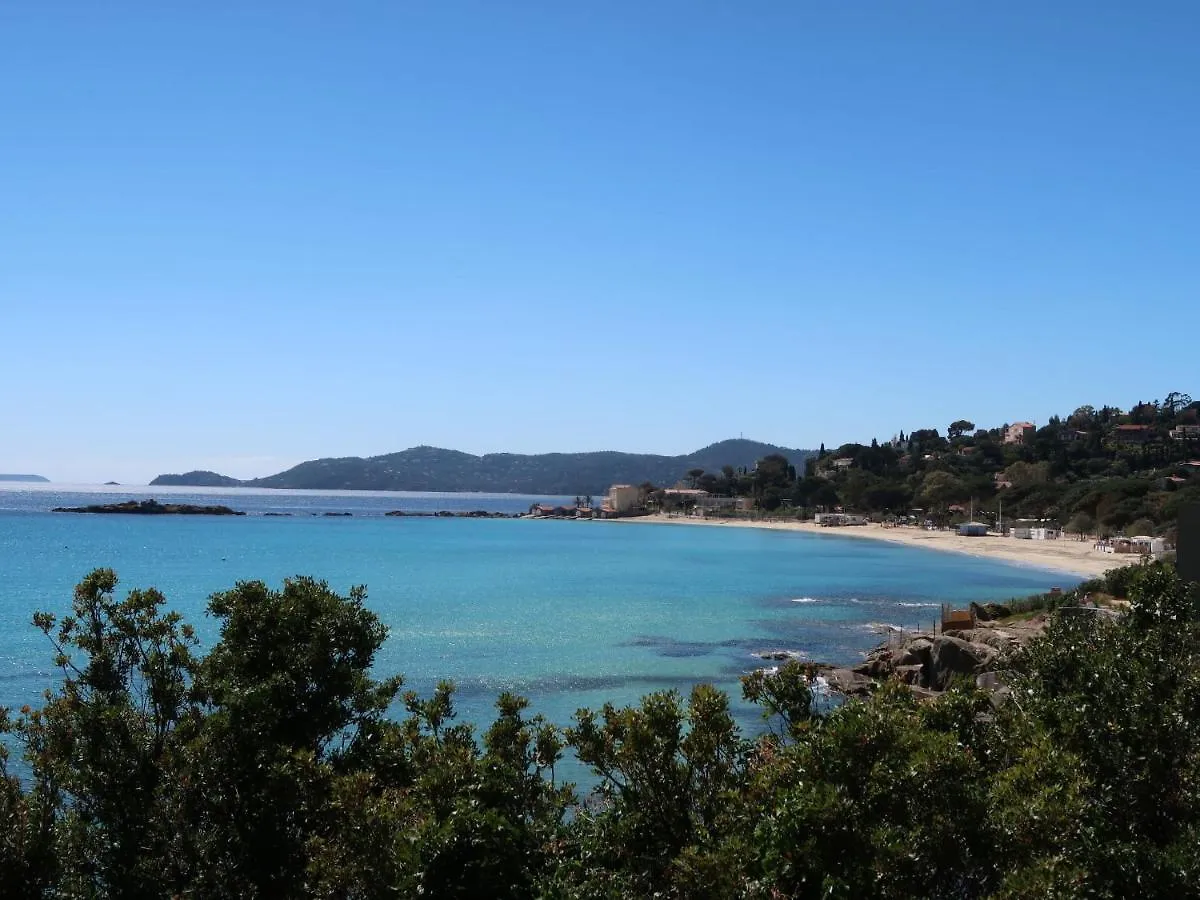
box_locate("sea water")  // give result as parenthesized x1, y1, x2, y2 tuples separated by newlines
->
(0, 484, 1071, 741)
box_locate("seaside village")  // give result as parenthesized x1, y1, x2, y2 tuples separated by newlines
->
(526, 412, 1189, 562)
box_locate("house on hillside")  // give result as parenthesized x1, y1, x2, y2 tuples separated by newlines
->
(1004, 422, 1035, 445)
(1170, 425, 1200, 441)
(1061, 429, 1089, 442)
(832, 457, 854, 470)
(1113, 424, 1155, 444)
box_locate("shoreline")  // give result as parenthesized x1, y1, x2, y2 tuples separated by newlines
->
(606, 514, 1129, 579)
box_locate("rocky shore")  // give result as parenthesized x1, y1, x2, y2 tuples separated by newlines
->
(53, 499, 245, 516)
(808, 615, 1056, 700)
(385, 510, 519, 519)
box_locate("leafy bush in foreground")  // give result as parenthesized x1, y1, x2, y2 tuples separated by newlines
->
(2, 562, 1198, 898)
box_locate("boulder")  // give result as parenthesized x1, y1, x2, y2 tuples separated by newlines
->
(927, 635, 998, 690)
(824, 668, 874, 698)
(895, 637, 933, 668)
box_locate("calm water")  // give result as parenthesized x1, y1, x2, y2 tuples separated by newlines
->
(0, 484, 1074, 738)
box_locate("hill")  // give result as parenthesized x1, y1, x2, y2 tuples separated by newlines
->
(0, 473, 49, 482)
(150, 439, 813, 495)
(795, 392, 1200, 537)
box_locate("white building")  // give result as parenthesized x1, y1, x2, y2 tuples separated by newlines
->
(605, 484, 642, 514)
(814, 512, 869, 526)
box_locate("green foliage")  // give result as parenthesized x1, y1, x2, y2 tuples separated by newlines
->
(6, 562, 1200, 897)
(1065, 511, 1094, 538)
(791, 392, 1198, 533)
(741, 659, 815, 739)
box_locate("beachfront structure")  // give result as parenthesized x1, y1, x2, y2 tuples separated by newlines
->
(940, 604, 975, 633)
(605, 484, 642, 514)
(814, 512, 869, 527)
(696, 494, 754, 513)
(957, 522, 989, 537)
(529, 503, 575, 517)
(1003, 422, 1035, 445)
(1102, 535, 1167, 556)
(1009, 520, 1060, 540)
(661, 488, 707, 513)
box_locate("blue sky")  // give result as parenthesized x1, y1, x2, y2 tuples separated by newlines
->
(3, 2, 1197, 484)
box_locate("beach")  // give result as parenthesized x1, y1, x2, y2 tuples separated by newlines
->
(613, 514, 1127, 579)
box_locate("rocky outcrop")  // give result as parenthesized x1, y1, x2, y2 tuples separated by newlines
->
(818, 616, 1049, 699)
(53, 500, 245, 516)
(385, 510, 518, 519)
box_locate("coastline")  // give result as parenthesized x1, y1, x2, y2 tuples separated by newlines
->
(606, 514, 1128, 579)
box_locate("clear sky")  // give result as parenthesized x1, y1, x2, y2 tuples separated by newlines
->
(3, 2, 1197, 484)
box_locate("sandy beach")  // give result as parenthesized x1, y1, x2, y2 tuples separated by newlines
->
(611, 514, 1129, 580)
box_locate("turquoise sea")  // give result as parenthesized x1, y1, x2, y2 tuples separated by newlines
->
(0, 484, 1074, 738)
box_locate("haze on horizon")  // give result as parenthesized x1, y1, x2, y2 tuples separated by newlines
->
(3, 2, 1197, 485)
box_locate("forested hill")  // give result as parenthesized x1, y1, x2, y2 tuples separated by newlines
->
(150, 439, 813, 495)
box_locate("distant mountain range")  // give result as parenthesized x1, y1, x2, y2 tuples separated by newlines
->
(151, 440, 814, 495)
(0, 474, 49, 482)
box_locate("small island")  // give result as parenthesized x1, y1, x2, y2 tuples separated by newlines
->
(53, 499, 246, 516)
(0, 473, 50, 482)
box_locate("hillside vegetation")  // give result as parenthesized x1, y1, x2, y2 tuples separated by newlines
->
(671, 392, 1199, 537)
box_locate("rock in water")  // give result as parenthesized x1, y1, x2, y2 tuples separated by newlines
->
(53, 499, 245, 516)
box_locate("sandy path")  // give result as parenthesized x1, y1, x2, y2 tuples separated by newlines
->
(606, 514, 1128, 580)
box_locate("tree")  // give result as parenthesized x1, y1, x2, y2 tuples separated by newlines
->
(752, 454, 794, 511)
(948, 419, 976, 441)
(1126, 518, 1156, 537)
(919, 471, 969, 510)
(1164, 391, 1193, 415)
(1065, 512, 1094, 540)
(19, 569, 198, 896)
(686, 468, 705, 489)
(563, 685, 747, 896)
